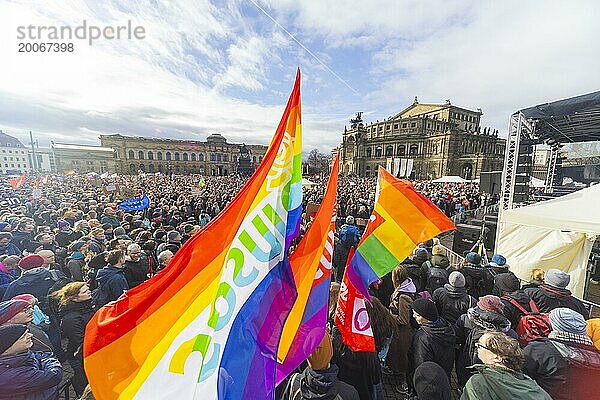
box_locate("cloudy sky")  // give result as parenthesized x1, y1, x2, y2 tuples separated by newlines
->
(1, 0, 599, 153)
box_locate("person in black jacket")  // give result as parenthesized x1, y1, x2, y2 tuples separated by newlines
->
(413, 361, 451, 400)
(123, 243, 150, 288)
(433, 271, 476, 324)
(50, 281, 95, 396)
(94, 249, 128, 306)
(410, 298, 456, 383)
(495, 272, 533, 330)
(282, 332, 359, 400)
(460, 252, 485, 298)
(523, 308, 600, 400)
(0, 324, 63, 400)
(524, 268, 589, 319)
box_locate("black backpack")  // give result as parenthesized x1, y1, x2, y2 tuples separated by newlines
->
(426, 263, 449, 294)
(405, 263, 424, 292)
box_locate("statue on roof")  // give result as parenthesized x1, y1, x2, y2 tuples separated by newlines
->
(350, 112, 363, 128)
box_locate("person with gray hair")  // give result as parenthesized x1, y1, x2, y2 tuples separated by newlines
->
(523, 308, 600, 400)
(157, 250, 174, 273)
(123, 243, 149, 288)
(524, 268, 588, 319)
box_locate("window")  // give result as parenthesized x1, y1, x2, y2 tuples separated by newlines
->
(148, 151, 154, 160)
(166, 152, 172, 161)
(157, 152, 163, 160)
(191, 153, 196, 161)
(149, 164, 154, 172)
(253, 156, 257, 163)
(174, 152, 180, 161)
(409, 144, 418, 156)
(402, 123, 407, 128)
(366, 147, 372, 158)
(138, 151, 144, 160)
(394, 124, 399, 129)
(217, 154, 222, 162)
(183, 153, 189, 161)
(385, 145, 393, 156)
(128, 150, 134, 159)
(397, 145, 405, 156)
(411, 122, 416, 128)
(210, 153, 216, 161)
(375, 146, 382, 157)
(259, 156, 262, 162)
(223, 154, 228, 162)
(200, 153, 205, 161)
(233, 155, 237, 162)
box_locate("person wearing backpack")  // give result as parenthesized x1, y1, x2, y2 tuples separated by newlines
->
(433, 271, 476, 325)
(481, 254, 510, 296)
(523, 308, 600, 400)
(423, 245, 450, 295)
(93, 249, 128, 308)
(524, 269, 589, 319)
(494, 272, 532, 329)
(335, 216, 360, 282)
(460, 252, 486, 298)
(282, 331, 359, 400)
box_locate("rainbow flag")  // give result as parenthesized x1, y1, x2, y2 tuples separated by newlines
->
(348, 167, 455, 298)
(276, 156, 339, 384)
(83, 70, 303, 400)
(64, 169, 76, 176)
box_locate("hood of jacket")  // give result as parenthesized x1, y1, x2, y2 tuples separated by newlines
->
(431, 254, 450, 268)
(467, 306, 511, 333)
(540, 284, 572, 298)
(96, 265, 124, 286)
(301, 365, 341, 400)
(397, 278, 417, 293)
(17, 267, 52, 283)
(466, 365, 550, 400)
(421, 320, 456, 347)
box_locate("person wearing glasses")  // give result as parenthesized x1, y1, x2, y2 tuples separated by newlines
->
(461, 331, 550, 400)
(0, 299, 53, 353)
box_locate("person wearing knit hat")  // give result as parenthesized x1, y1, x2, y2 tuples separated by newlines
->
(0, 299, 30, 324)
(490, 254, 506, 266)
(410, 298, 456, 382)
(57, 220, 70, 229)
(524, 269, 589, 319)
(282, 331, 359, 400)
(465, 252, 482, 265)
(461, 252, 487, 298)
(477, 295, 504, 314)
(448, 271, 466, 289)
(432, 271, 475, 325)
(523, 308, 600, 400)
(413, 361, 451, 400)
(0, 324, 64, 399)
(17, 254, 45, 271)
(495, 272, 534, 330)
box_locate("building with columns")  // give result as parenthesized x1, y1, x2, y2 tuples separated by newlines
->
(99, 133, 267, 175)
(339, 98, 506, 179)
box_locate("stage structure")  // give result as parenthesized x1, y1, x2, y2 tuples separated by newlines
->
(500, 91, 600, 211)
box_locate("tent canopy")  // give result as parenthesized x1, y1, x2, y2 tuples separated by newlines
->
(302, 178, 317, 187)
(431, 175, 469, 183)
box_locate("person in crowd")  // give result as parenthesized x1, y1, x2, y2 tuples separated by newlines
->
(521, 268, 545, 290)
(0, 324, 64, 400)
(455, 294, 516, 386)
(282, 332, 359, 400)
(328, 282, 341, 328)
(462, 331, 551, 399)
(88, 228, 106, 255)
(386, 265, 417, 395)
(93, 249, 128, 307)
(524, 268, 589, 318)
(364, 297, 393, 399)
(422, 244, 450, 295)
(410, 298, 456, 380)
(0, 260, 16, 299)
(1, 255, 21, 279)
(523, 308, 600, 400)
(123, 243, 150, 288)
(433, 271, 476, 324)
(494, 272, 533, 329)
(11, 294, 50, 329)
(10, 219, 35, 252)
(335, 216, 361, 282)
(36, 249, 57, 270)
(460, 252, 485, 298)
(404, 248, 429, 293)
(587, 318, 600, 350)
(100, 207, 120, 228)
(65, 240, 89, 281)
(0, 299, 53, 353)
(412, 361, 451, 400)
(0, 232, 21, 256)
(481, 254, 510, 295)
(156, 249, 174, 273)
(51, 282, 95, 396)
(73, 220, 90, 237)
(2, 254, 68, 355)
(55, 220, 78, 248)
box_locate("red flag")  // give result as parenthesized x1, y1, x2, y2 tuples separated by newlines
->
(33, 180, 39, 190)
(40, 176, 48, 185)
(8, 175, 26, 190)
(334, 248, 375, 352)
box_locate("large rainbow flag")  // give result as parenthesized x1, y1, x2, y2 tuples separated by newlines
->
(276, 156, 339, 384)
(347, 166, 456, 299)
(83, 70, 303, 400)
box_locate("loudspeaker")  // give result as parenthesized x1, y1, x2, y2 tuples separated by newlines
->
(479, 171, 503, 195)
(452, 224, 484, 256)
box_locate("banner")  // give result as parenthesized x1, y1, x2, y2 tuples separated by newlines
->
(118, 194, 151, 211)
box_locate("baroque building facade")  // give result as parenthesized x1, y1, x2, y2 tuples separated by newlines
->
(52, 143, 119, 173)
(99, 133, 267, 175)
(339, 99, 506, 179)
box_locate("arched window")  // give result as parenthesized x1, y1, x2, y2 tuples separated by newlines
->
(223, 154, 228, 162)
(233, 155, 237, 162)
(139, 164, 145, 172)
(148, 151, 154, 160)
(253, 156, 257, 163)
(174, 152, 180, 161)
(183, 153, 189, 161)
(217, 154, 222, 162)
(129, 163, 136, 172)
(365, 165, 371, 177)
(128, 150, 135, 159)
(366, 147, 372, 158)
(397, 145, 405, 156)
(166, 152, 172, 161)
(385, 145, 393, 156)
(149, 164, 154, 172)
(375, 146, 382, 158)
(191, 153, 196, 161)
(409, 144, 418, 156)
(200, 153, 205, 161)
(210, 153, 215, 161)
(157, 152, 163, 160)
(138, 151, 144, 160)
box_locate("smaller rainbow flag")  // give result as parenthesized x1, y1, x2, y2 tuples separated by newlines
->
(347, 167, 455, 298)
(64, 169, 76, 176)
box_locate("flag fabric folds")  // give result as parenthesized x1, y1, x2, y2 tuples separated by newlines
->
(275, 156, 339, 384)
(347, 167, 456, 299)
(8, 175, 26, 190)
(83, 70, 303, 400)
(118, 194, 151, 211)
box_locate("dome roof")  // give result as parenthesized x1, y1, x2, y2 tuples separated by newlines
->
(206, 133, 227, 143)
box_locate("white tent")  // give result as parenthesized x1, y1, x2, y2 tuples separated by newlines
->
(302, 178, 317, 187)
(496, 184, 600, 297)
(431, 175, 469, 183)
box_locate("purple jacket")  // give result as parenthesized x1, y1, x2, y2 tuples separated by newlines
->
(0, 351, 63, 400)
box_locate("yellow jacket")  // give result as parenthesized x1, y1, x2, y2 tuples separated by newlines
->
(587, 318, 600, 350)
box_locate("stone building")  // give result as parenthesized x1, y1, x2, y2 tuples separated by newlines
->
(52, 143, 119, 174)
(339, 98, 506, 179)
(99, 133, 267, 175)
(0, 130, 31, 175)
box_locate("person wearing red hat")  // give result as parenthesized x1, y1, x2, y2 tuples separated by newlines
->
(0, 299, 53, 353)
(2, 253, 70, 357)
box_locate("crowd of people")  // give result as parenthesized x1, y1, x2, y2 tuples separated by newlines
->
(0, 172, 597, 400)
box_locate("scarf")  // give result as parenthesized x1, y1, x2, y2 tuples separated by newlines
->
(549, 330, 594, 346)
